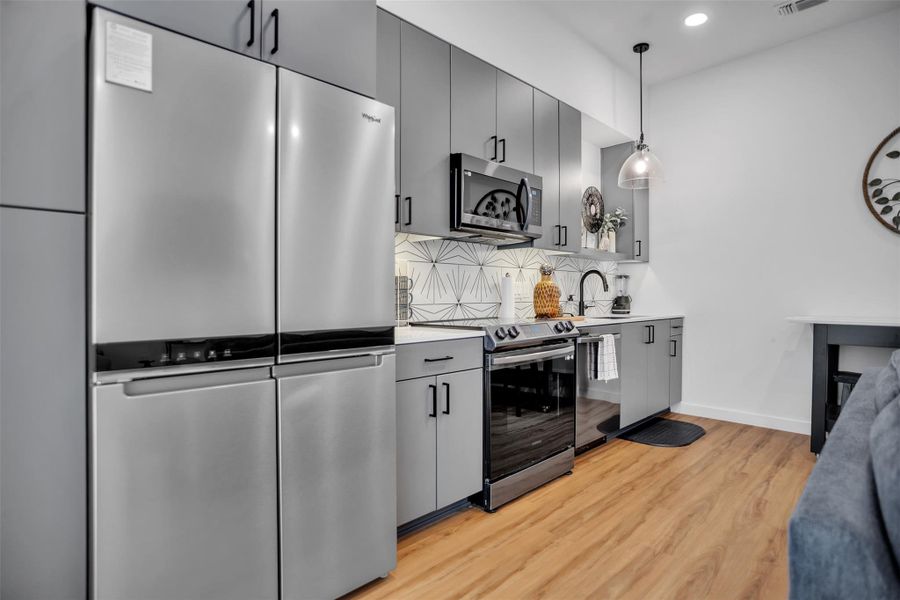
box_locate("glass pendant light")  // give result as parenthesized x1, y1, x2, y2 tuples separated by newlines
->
(618, 42, 664, 190)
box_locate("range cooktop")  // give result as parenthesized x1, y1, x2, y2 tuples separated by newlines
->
(413, 318, 578, 351)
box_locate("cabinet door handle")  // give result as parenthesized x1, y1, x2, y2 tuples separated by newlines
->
(670, 339, 677, 357)
(554, 224, 560, 246)
(644, 325, 652, 344)
(442, 382, 451, 415)
(428, 384, 437, 418)
(270, 8, 279, 54)
(562, 225, 568, 247)
(498, 138, 507, 163)
(404, 197, 412, 226)
(635, 240, 642, 257)
(246, 0, 255, 47)
(424, 355, 454, 363)
(395, 194, 400, 225)
(490, 135, 498, 161)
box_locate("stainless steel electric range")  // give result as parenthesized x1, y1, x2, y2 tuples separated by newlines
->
(414, 318, 578, 511)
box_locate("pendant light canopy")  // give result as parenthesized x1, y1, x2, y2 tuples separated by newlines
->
(618, 42, 664, 190)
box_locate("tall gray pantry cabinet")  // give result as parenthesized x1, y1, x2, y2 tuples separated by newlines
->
(1, 2, 87, 598)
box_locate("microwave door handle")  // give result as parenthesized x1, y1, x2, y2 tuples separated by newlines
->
(516, 177, 532, 230)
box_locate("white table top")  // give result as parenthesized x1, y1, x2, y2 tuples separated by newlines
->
(787, 316, 900, 327)
(394, 326, 485, 345)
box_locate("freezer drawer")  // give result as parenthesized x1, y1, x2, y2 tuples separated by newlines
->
(277, 68, 395, 343)
(90, 8, 276, 345)
(91, 368, 278, 600)
(276, 351, 397, 599)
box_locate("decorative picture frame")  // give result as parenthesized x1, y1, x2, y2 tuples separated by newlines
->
(862, 126, 900, 234)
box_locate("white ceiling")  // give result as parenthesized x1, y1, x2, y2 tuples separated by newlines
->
(534, 0, 900, 84)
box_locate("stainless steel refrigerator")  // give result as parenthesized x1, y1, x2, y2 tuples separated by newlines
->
(275, 69, 398, 599)
(89, 8, 277, 599)
(90, 7, 397, 600)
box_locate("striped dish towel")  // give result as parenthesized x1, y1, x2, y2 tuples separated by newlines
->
(588, 335, 619, 382)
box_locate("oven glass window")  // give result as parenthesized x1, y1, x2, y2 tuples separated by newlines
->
(488, 348, 575, 481)
(461, 170, 542, 229)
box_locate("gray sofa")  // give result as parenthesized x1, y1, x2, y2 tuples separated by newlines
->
(789, 351, 900, 600)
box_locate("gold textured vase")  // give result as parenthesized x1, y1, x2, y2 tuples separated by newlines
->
(533, 264, 561, 318)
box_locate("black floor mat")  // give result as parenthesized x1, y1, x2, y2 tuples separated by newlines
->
(619, 417, 705, 447)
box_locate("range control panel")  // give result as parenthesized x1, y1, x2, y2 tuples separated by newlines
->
(486, 320, 577, 351)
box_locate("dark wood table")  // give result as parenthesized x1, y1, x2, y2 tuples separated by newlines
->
(791, 317, 900, 454)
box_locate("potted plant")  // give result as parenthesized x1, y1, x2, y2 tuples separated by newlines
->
(600, 207, 629, 253)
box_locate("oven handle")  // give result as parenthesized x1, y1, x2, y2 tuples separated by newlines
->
(490, 345, 574, 368)
(577, 333, 622, 344)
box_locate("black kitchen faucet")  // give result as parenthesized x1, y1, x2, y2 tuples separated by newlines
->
(578, 270, 609, 316)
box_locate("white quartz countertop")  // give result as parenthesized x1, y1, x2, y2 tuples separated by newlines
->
(394, 326, 485, 345)
(787, 316, 900, 327)
(577, 314, 685, 327)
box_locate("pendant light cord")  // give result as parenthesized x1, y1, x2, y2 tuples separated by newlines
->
(639, 48, 644, 147)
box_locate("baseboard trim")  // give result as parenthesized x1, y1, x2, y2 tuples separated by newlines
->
(672, 402, 810, 435)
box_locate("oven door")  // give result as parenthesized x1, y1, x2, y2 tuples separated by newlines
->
(486, 341, 576, 482)
(451, 153, 542, 240)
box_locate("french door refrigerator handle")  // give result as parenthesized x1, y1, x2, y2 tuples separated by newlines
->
(274, 351, 389, 378)
(121, 366, 272, 397)
(442, 382, 450, 414)
(247, 0, 255, 47)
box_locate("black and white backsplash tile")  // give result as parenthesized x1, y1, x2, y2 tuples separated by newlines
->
(395, 234, 617, 322)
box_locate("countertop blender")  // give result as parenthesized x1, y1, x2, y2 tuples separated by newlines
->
(612, 274, 632, 315)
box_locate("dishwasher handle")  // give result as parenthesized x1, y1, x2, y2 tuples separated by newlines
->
(577, 333, 621, 344)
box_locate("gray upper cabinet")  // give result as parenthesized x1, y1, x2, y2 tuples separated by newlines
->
(1, 0, 84, 212)
(261, 0, 376, 98)
(558, 102, 583, 253)
(1, 208, 86, 599)
(450, 47, 497, 162)
(533, 90, 560, 250)
(398, 21, 451, 237)
(92, 0, 261, 58)
(496, 71, 533, 172)
(600, 141, 649, 262)
(435, 369, 483, 509)
(376, 9, 401, 227)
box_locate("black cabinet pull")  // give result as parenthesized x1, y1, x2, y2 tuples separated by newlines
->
(404, 197, 412, 226)
(635, 240, 642, 257)
(442, 382, 451, 414)
(428, 384, 437, 418)
(644, 325, 652, 344)
(562, 225, 568, 247)
(270, 8, 279, 55)
(424, 355, 454, 363)
(498, 138, 506, 163)
(554, 224, 560, 246)
(246, 0, 255, 47)
(650, 325, 656, 344)
(670, 339, 677, 357)
(490, 135, 498, 161)
(395, 194, 400, 225)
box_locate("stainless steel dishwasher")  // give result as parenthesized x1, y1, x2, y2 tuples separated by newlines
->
(274, 348, 397, 600)
(576, 326, 623, 451)
(92, 366, 279, 600)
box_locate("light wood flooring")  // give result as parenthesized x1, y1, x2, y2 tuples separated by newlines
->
(348, 414, 815, 600)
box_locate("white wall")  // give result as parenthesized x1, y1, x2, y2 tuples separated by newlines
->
(378, 0, 640, 139)
(623, 10, 900, 433)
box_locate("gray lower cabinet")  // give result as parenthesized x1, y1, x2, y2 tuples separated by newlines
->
(260, 0, 375, 97)
(496, 71, 533, 172)
(1, 207, 86, 599)
(558, 102, 583, 253)
(533, 89, 560, 250)
(669, 320, 684, 406)
(396, 363, 483, 526)
(600, 141, 649, 262)
(620, 320, 672, 428)
(1, 0, 85, 212)
(397, 20, 451, 237)
(93, 0, 261, 58)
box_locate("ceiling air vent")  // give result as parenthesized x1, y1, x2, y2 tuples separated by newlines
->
(776, 0, 828, 16)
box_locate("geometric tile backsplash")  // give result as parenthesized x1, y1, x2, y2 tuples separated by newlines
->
(395, 234, 618, 322)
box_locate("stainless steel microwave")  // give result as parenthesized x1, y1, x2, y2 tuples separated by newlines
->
(450, 153, 542, 245)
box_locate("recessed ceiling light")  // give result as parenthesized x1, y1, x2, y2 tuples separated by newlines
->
(684, 13, 708, 27)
